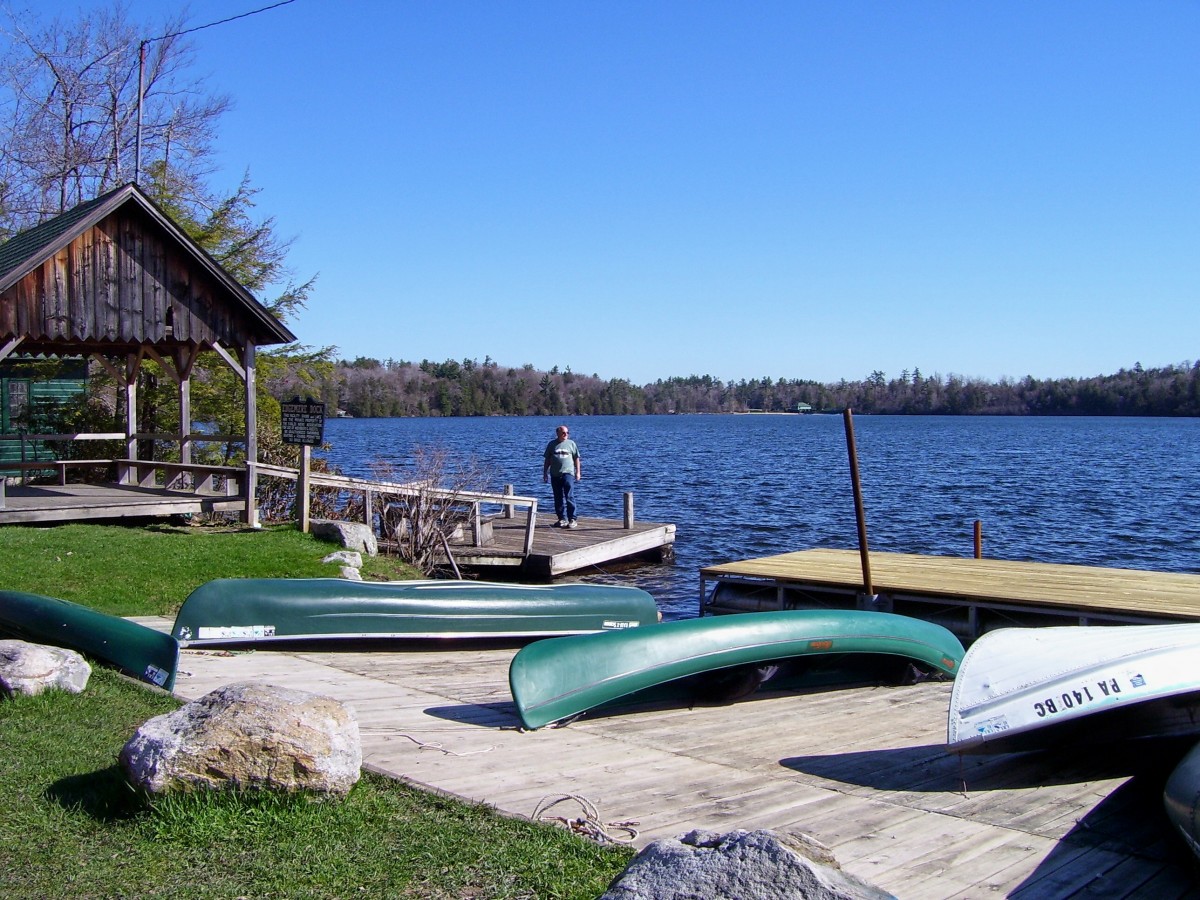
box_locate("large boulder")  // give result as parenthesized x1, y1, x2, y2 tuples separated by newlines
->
(0, 640, 91, 697)
(600, 829, 894, 900)
(312, 519, 378, 557)
(119, 681, 362, 796)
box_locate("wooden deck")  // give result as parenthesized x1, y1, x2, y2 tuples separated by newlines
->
(142, 619, 1199, 899)
(701, 549, 1200, 639)
(449, 514, 676, 577)
(0, 482, 247, 525)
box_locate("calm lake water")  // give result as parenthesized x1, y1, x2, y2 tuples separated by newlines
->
(319, 415, 1200, 620)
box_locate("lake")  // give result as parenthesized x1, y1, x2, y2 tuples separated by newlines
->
(318, 415, 1200, 620)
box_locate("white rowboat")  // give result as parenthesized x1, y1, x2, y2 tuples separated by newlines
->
(947, 623, 1200, 754)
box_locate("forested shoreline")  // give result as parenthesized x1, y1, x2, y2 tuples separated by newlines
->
(326, 358, 1200, 418)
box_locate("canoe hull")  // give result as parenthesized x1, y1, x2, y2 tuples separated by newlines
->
(0, 590, 178, 690)
(1165, 739, 1200, 861)
(172, 578, 659, 646)
(948, 623, 1200, 754)
(509, 608, 965, 730)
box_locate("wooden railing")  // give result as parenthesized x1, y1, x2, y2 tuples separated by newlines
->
(0, 457, 244, 495)
(252, 464, 540, 556)
(117, 460, 245, 497)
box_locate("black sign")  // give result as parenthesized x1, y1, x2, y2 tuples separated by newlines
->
(281, 397, 325, 446)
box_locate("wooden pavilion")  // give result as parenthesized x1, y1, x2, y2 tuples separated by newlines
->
(0, 183, 296, 526)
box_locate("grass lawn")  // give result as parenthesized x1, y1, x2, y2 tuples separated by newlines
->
(0, 523, 635, 898)
(0, 521, 420, 617)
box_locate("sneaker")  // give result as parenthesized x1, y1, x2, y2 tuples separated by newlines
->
(567, 520, 578, 529)
(554, 519, 566, 528)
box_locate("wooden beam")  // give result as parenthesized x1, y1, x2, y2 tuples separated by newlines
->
(209, 340, 245, 379)
(141, 345, 180, 385)
(0, 335, 25, 365)
(90, 353, 126, 386)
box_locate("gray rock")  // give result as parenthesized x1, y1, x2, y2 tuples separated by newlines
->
(311, 520, 378, 557)
(600, 829, 894, 900)
(119, 681, 362, 795)
(322, 550, 363, 568)
(0, 640, 91, 697)
(339, 565, 363, 581)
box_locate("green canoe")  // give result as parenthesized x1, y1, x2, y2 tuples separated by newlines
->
(172, 578, 660, 646)
(0, 590, 178, 690)
(509, 609, 965, 730)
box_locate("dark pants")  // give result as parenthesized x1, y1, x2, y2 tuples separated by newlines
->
(551, 472, 576, 522)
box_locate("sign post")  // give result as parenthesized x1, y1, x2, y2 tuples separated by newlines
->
(281, 397, 326, 533)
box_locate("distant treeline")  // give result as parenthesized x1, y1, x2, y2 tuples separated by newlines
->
(322, 358, 1200, 417)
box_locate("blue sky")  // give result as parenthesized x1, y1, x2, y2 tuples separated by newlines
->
(19, 1, 1200, 385)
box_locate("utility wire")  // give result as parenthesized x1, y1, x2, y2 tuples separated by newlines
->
(135, 0, 300, 183)
(144, 0, 300, 46)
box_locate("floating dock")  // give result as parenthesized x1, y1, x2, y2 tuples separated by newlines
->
(701, 549, 1200, 640)
(448, 514, 676, 578)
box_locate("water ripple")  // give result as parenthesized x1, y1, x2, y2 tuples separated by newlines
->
(321, 415, 1200, 620)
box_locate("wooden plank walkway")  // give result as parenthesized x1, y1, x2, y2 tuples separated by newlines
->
(0, 482, 246, 525)
(451, 514, 676, 577)
(701, 550, 1200, 638)
(142, 618, 1199, 899)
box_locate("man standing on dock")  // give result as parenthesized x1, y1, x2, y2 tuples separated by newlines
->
(543, 424, 581, 528)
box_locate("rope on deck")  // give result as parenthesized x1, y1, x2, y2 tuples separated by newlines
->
(532, 793, 640, 844)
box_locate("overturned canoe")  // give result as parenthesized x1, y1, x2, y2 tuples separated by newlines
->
(0, 590, 178, 690)
(948, 623, 1200, 754)
(171, 578, 659, 647)
(1165, 739, 1200, 861)
(509, 608, 965, 730)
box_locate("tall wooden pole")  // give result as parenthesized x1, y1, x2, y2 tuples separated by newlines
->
(843, 408, 874, 596)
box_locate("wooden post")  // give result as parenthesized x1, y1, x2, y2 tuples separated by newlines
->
(364, 488, 375, 530)
(974, 520, 983, 559)
(503, 484, 514, 519)
(123, 353, 138, 483)
(623, 492, 635, 529)
(843, 409, 874, 597)
(297, 443, 312, 533)
(522, 501, 538, 556)
(243, 342, 259, 527)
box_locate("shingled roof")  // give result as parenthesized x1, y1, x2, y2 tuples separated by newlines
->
(0, 183, 296, 350)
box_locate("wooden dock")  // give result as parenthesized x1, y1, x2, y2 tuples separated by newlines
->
(449, 514, 676, 577)
(146, 621, 1199, 899)
(701, 549, 1200, 639)
(0, 481, 247, 525)
(255, 464, 677, 578)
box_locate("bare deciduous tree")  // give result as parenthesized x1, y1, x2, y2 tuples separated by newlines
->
(371, 448, 495, 575)
(0, 3, 229, 237)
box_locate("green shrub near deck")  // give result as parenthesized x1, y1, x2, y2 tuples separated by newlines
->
(0, 523, 634, 899)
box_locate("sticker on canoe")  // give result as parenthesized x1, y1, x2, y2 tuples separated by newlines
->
(602, 620, 640, 630)
(973, 715, 1010, 737)
(197, 625, 277, 640)
(143, 665, 169, 687)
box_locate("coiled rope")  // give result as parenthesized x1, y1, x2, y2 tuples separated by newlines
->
(532, 794, 639, 844)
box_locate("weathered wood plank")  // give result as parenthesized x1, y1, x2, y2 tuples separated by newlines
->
(155, 635, 1197, 898)
(703, 548, 1200, 624)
